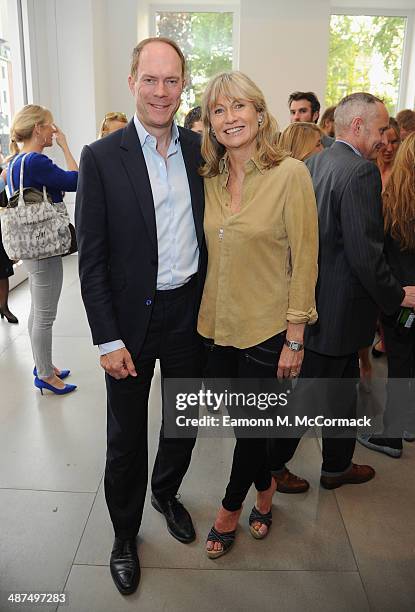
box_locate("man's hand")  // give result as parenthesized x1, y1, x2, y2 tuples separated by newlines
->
(401, 286, 415, 308)
(100, 347, 137, 379)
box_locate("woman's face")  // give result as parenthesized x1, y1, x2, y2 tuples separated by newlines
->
(210, 95, 260, 155)
(303, 133, 323, 160)
(37, 116, 56, 147)
(378, 127, 400, 165)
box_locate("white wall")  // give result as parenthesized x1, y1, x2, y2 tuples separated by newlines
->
(239, 0, 331, 128)
(104, 0, 139, 121)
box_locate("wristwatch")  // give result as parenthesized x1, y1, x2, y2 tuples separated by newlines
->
(285, 339, 304, 352)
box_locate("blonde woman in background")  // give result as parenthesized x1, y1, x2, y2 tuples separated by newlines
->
(198, 71, 318, 558)
(279, 121, 324, 161)
(359, 132, 415, 456)
(364, 119, 401, 365)
(376, 117, 401, 190)
(6, 104, 78, 395)
(99, 112, 128, 138)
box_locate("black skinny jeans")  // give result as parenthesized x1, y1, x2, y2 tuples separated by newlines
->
(203, 332, 286, 512)
(381, 313, 415, 443)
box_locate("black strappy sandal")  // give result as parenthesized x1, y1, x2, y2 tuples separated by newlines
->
(248, 506, 272, 539)
(206, 525, 236, 559)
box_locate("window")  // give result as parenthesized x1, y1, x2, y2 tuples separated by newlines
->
(154, 10, 235, 123)
(326, 14, 407, 115)
(0, 0, 23, 158)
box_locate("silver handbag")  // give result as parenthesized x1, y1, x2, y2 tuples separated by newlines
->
(0, 154, 71, 260)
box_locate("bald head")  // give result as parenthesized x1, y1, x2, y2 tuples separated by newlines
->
(334, 93, 389, 160)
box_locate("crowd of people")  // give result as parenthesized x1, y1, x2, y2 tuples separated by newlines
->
(1, 35, 415, 597)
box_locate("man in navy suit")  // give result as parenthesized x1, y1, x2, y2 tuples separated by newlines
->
(76, 37, 206, 595)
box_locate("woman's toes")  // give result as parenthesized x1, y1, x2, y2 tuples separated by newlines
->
(206, 540, 213, 551)
(257, 523, 268, 536)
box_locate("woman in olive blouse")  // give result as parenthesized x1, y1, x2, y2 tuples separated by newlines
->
(198, 71, 319, 558)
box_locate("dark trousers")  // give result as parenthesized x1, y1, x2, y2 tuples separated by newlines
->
(204, 332, 285, 511)
(104, 277, 202, 539)
(381, 315, 415, 442)
(268, 348, 359, 474)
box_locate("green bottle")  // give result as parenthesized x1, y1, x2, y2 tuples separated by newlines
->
(397, 308, 415, 328)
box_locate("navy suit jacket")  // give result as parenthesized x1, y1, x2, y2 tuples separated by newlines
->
(305, 141, 404, 356)
(75, 120, 206, 356)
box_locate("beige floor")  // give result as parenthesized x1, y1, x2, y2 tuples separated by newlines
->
(0, 256, 414, 612)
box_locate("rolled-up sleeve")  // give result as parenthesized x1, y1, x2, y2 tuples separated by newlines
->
(283, 162, 319, 325)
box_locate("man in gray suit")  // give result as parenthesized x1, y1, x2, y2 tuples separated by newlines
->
(270, 93, 415, 490)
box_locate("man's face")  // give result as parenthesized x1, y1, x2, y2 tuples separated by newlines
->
(289, 99, 319, 123)
(128, 41, 184, 132)
(358, 102, 389, 160)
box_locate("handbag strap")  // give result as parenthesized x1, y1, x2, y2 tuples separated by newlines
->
(9, 153, 48, 207)
(8, 153, 22, 195)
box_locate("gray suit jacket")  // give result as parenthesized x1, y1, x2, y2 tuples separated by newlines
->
(305, 141, 404, 357)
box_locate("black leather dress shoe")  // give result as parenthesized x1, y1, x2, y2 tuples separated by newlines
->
(110, 537, 140, 595)
(151, 494, 196, 543)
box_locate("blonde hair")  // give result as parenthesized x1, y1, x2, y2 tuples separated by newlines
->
(8, 104, 53, 158)
(200, 71, 287, 177)
(382, 132, 415, 251)
(279, 122, 323, 161)
(99, 111, 128, 138)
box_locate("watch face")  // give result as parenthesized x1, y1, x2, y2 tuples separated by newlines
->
(286, 340, 303, 351)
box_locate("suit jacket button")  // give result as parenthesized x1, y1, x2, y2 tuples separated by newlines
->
(145, 299, 152, 306)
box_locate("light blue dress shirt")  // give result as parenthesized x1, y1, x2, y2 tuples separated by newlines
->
(99, 115, 199, 356)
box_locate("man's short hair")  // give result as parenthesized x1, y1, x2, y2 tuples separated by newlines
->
(396, 109, 415, 132)
(130, 37, 186, 80)
(184, 106, 201, 130)
(288, 91, 321, 115)
(334, 92, 384, 134)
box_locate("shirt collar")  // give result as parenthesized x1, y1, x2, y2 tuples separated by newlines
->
(335, 139, 362, 157)
(133, 114, 179, 150)
(218, 153, 265, 176)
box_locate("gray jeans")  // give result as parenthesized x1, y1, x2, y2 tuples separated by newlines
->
(24, 256, 63, 378)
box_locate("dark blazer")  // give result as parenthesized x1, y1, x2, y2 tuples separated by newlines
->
(75, 120, 207, 356)
(305, 141, 404, 357)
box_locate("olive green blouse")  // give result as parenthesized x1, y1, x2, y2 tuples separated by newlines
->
(197, 154, 319, 349)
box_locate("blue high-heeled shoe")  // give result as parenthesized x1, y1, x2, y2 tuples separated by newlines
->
(34, 376, 77, 395)
(33, 366, 70, 380)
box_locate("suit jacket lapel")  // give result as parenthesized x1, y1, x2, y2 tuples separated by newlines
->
(179, 127, 205, 250)
(119, 120, 157, 252)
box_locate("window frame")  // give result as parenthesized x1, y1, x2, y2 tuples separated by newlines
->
(2, 0, 29, 289)
(150, 3, 240, 70)
(330, 6, 415, 110)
